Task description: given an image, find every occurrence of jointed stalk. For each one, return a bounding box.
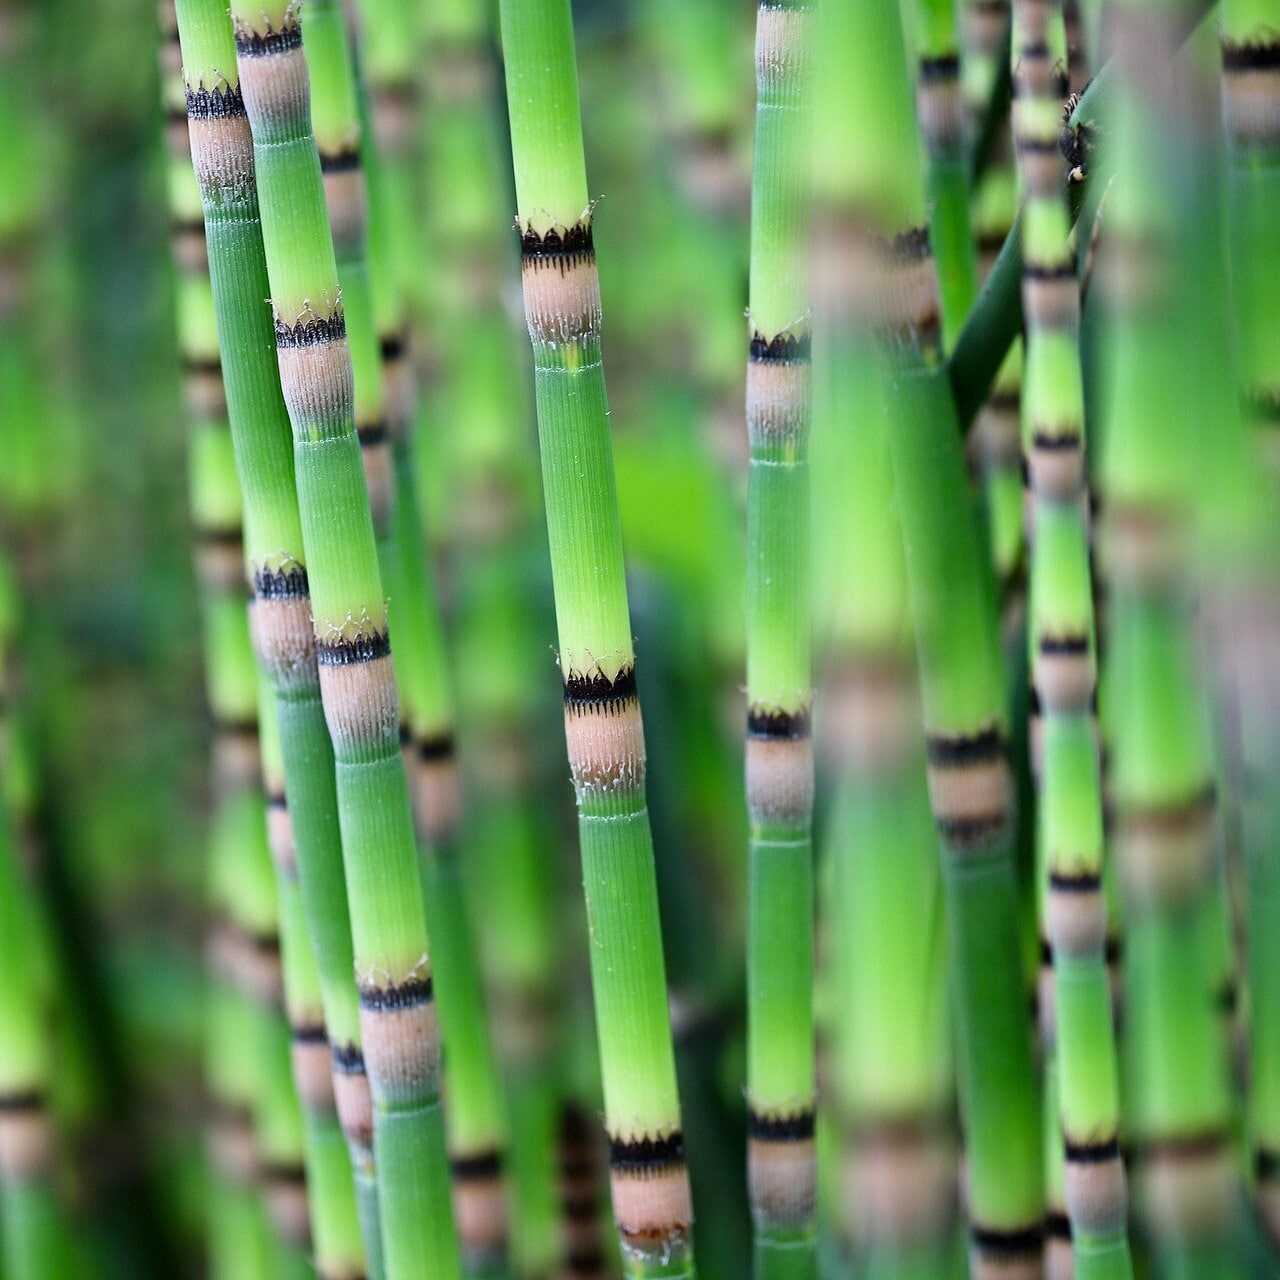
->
[497,0,695,1273]
[744,3,816,1274]
[218,3,460,1275]
[826,0,1045,1271]
[1007,0,1131,1271]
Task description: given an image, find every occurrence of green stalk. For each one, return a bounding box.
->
[218,3,460,1275]
[820,0,1044,1270]
[171,2,385,1271]
[1095,9,1242,1267]
[1008,0,1132,1270]
[914,0,978,346]
[497,0,695,1273]
[1219,0,1280,1241]
[744,4,816,1273]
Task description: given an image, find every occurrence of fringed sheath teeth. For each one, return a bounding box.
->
[845,1123,955,1243]
[924,725,1013,852]
[315,633,398,750]
[0,1089,52,1180]
[185,85,254,196]
[520,221,602,345]
[1141,1133,1234,1239]
[449,1149,509,1263]
[274,309,354,438]
[357,972,440,1100]
[1061,1135,1127,1233]
[1220,40,1280,146]
[330,1042,374,1147]
[746,705,814,825]
[746,1108,816,1228]
[969,1222,1046,1279]
[607,1132,693,1257]
[563,666,646,795]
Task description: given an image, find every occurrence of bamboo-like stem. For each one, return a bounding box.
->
[497,0,695,1273]
[744,3,816,1273]
[171,2,391,1272]
[820,0,1045,1272]
[1094,6,1242,1268]
[213,2,460,1275]
[1218,0,1280,1243]
[1007,0,1132,1270]
[914,0,979,347]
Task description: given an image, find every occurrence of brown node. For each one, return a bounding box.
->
[925,725,1013,853]
[819,655,916,776]
[265,798,298,879]
[371,81,418,157]
[1140,1133,1234,1241]
[170,218,209,276]
[1063,1136,1127,1233]
[520,221,602,345]
[262,1160,311,1249]
[1034,632,1094,714]
[1100,502,1185,591]
[845,1120,955,1244]
[208,1103,258,1184]
[745,734,814,826]
[1221,41,1280,146]
[412,741,463,844]
[1013,133,1067,197]
[919,68,968,152]
[747,1108,816,1228]
[275,317,354,434]
[1046,871,1108,955]
[331,1046,373,1148]
[358,427,394,534]
[358,974,441,1100]
[1028,429,1085,503]
[746,356,811,442]
[317,648,399,750]
[450,1149,509,1264]
[755,2,811,88]
[0,1091,52,1181]
[187,102,255,198]
[963,0,1010,60]
[252,591,317,693]
[1021,264,1080,331]
[195,530,248,598]
[609,1143,694,1259]
[1114,783,1216,908]
[290,1030,335,1112]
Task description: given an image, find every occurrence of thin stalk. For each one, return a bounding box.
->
[1008,0,1132,1270]
[497,0,695,1273]
[744,3,816,1274]
[171,2,385,1271]
[1095,7,1243,1268]
[819,0,1045,1271]
[220,3,460,1275]
[914,0,979,346]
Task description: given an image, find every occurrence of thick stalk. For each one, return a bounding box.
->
[818,0,1045,1271]
[497,0,695,1273]
[745,4,816,1273]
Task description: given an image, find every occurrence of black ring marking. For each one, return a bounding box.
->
[746,1108,816,1142]
[1049,869,1103,892]
[749,331,811,363]
[891,225,931,261]
[919,52,960,80]
[234,22,302,57]
[315,631,392,666]
[1257,1147,1280,1180]
[1045,1211,1073,1241]
[746,706,812,740]
[937,814,1009,847]
[275,312,346,348]
[319,147,361,174]
[254,566,310,600]
[380,332,406,362]
[357,420,389,446]
[331,1042,366,1074]
[971,1222,1045,1259]
[1064,1135,1121,1163]
[1024,262,1077,282]
[417,734,456,762]
[925,724,1005,766]
[565,1250,607,1274]
[1039,633,1090,655]
[1031,430,1082,451]
[450,1150,503,1181]
[196,526,243,550]
[561,1193,600,1220]
[608,1131,685,1173]
[182,354,222,377]
[0,1090,45,1113]
[358,975,434,1012]
[1222,39,1280,70]
[563,666,638,711]
[266,791,287,810]
[260,1160,308,1186]
[291,1023,328,1045]
[186,85,247,119]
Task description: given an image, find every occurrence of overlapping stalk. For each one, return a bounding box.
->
[1219,0,1280,1241]
[913,0,978,346]
[811,4,957,1256]
[834,0,1044,1273]
[497,0,695,1273]
[171,2,405,1274]
[1094,7,1240,1268]
[744,3,816,1273]
[212,3,459,1275]
[1007,0,1131,1272]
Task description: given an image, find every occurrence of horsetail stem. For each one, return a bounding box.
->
[1095,5,1241,1264]
[1007,0,1132,1268]
[171,0,389,1269]
[497,0,695,1271]
[825,0,1045,1269]
[744,2,816,1269]
[217,2,460,1274]
[914,0,979,346]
